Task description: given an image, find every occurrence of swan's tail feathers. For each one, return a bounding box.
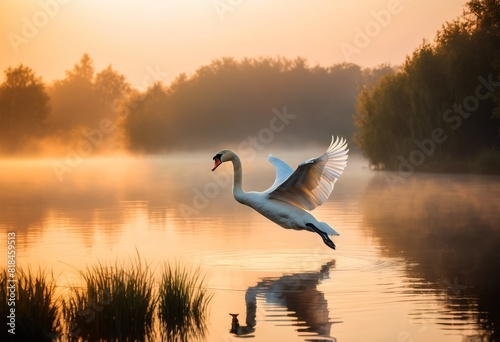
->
[318,222,340,236]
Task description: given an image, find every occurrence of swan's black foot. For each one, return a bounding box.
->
[306,223,336,250]
[322,237,336,250]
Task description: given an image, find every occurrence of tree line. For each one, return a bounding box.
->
[355,0,500,173]
[0,54,131,155]
[124,57,392,152]
[0,54,392,155]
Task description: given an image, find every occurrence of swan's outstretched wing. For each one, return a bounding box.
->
[265,154,294,193]
[267,136,348,210]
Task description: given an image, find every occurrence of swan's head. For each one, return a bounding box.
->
[212,150,235,171]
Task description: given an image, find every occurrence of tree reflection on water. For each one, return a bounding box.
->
[362,173,500,341]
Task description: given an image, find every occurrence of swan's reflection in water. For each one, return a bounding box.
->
[229,261,336,340]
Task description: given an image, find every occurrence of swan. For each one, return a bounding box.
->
[211,136,348,249]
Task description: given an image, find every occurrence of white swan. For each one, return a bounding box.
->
[211,136,348,250]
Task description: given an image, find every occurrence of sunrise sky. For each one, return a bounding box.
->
[1,0,466,89]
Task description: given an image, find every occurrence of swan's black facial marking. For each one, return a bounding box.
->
[212,153,223,171]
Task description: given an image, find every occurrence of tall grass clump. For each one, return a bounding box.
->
[63,256,156,342]
[1,269,10,341]
[0,268,61,341]
[158,263,213,342]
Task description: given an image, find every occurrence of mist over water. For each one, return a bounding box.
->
[0,154,498,341]
[362,173,500,341]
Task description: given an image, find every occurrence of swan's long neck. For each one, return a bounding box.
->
[230,154,247,204]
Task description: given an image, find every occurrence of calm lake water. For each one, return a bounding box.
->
[1,152,499,341]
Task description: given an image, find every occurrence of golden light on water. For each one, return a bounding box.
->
[1,155,497,340]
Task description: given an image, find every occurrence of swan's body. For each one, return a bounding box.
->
[212,136,348,249]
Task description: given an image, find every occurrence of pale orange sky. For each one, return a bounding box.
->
[1,0,466,89]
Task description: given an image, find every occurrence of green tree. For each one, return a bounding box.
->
[48,54,130,135]
[64,53,94,82]
[355,72,411,169]
[124,82,171,152]
[94,65,131,103]
[355,0,500,173]
[0,65,50,153]
[48,54,98,131]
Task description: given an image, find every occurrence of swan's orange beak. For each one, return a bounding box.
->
[212,156,222,171]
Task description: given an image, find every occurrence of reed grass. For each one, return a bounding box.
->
[0,267,61,341]
[1,257,212,342]
[157,263,213,342]
[1,268,11,342]
[63,256,156,342]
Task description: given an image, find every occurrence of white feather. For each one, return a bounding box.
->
[212,136,348,248]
